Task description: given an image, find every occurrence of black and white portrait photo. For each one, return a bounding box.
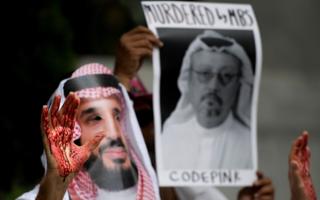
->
[160,29,255,170]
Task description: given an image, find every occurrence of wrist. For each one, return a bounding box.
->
[36,170,71,200]
[114,72,132,91]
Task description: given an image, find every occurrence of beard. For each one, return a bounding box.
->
[84,138,138,191]
[199,92,223,116]
[193,92,230,128]
[84,155,138,191]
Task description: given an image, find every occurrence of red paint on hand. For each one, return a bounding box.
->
[42,93,103,178]
[290,131,317,200]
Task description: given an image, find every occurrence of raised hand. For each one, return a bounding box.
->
[41,92,104,178]
[114,25,163,90]
[238,171,274,200]
[289,131,317,200]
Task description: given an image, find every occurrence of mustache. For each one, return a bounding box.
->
[200,92,223,106]
[99,138,126,155]
[84,138,126,170]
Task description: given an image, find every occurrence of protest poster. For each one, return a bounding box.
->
[142,1,262,186]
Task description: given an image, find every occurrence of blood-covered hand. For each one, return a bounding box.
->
[114,26,163,90]
[41,92,104,178]
[289,131,317,200]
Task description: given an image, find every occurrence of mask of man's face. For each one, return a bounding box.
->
[77,96,137,189]
[188,50,241,128]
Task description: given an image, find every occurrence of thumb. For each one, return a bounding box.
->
[290,161,303,184]
[290,160,299,172]
[84,134,104,152]
[256,170,264,179]
[41,105,51,154]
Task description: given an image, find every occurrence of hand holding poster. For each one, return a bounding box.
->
[141,1,262,186]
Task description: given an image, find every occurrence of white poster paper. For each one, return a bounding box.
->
[141,1,262,186]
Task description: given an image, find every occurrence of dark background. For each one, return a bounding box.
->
[3,0,138,199]
[158,28,255,125]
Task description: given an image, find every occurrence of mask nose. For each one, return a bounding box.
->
[102,118,122,140]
